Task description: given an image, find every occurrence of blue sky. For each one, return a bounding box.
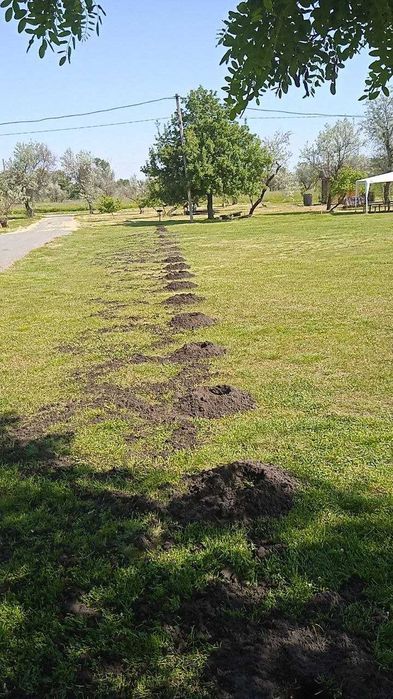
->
[0,0,371,177]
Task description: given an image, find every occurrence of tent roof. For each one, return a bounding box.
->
[356,171,393,185]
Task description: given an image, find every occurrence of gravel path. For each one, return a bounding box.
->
[0,215,78,272]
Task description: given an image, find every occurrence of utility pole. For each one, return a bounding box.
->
[175,94,193,223]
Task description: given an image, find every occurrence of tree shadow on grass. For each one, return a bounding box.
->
[118,218,193,228]
[1,411,392,697]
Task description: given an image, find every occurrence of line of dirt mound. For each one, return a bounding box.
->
[164,271,195,280]
[178,384,255,418]
[168,341,226,363]
[168,461,296,524]
[177,580,393,699]
[165,281,198,291]
[170,312,217,330]
[164,293,204,306]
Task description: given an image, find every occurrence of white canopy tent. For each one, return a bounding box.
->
[356,171,393,212]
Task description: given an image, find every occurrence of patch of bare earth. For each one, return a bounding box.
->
[164,293,205,306]
[168,341,226,363]
[168,461,296,524]
[165,280,198,291]
[170,312,216,330]
[165,271,195,280]
[177,580,393,699]
[177,384,255,418]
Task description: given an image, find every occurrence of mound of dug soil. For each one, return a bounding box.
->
[175,582,393,699]
[165,271,195,281]
[170,313,216,330]
[177,580,393,699]
[165,263,190,272]
[169,341,226,363]
[164,293,204,306]
[168,461,296,524]
[178,384,255,418]
[163,256,185,263]
[165,281,198,291]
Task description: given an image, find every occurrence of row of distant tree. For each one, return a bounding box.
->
[0,145,148,221]
[1,87,393,222]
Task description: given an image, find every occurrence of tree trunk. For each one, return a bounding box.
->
[326,191,333,210]
[248,163,282,217]
[87,200,94,214]
[25,199,34,217]
[248,187,268,216]
[384,182,390,204]
[207,191,214,220]
[321,177,330,205]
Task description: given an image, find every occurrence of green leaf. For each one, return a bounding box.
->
[38,39,47,58]
[4,6,13,21]
[59,55,67,66]
[0,0,12,7]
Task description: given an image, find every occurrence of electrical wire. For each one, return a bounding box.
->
[0,97,175,127]
[246,107,363,118]
[247,115,345,120]
[0,117,170,138]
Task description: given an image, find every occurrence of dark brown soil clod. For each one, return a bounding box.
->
[168,461,296,524]
[165,281,198,291]
[170,313,216,330]
[164,293,204,306]
[178,384,255,418]
[169,341,226,363]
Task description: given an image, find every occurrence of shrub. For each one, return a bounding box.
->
[97,195,122,214]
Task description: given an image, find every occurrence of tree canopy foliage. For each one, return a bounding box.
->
[4,142,55,216]
[219,0,393,114]
[1,0,105,64]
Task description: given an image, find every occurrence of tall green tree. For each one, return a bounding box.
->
[143,87,270,220]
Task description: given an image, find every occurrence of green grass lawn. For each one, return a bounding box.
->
[0,212,392,697]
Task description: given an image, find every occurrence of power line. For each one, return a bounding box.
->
[247,115,341,120]
[0,117,170,138]
[246,107,363,118]
[0,96,175,128]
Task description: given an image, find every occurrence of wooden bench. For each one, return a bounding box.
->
[368,201,392,213]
